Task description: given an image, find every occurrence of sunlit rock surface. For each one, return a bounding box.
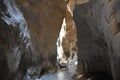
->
[57,0,77,68]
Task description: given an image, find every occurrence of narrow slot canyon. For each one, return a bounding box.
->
[0,0,120,80]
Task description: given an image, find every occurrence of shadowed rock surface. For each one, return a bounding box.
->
[73,0,120,80]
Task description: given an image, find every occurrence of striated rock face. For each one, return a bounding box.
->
[0,0,68,80]
[73,0,120,80]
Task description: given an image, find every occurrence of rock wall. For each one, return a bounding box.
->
[0,0,68,80]
[0,0,32,79]
[73,0,120,80]
[17,0,68,71]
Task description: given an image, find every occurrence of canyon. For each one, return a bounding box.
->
[0,0,120,80]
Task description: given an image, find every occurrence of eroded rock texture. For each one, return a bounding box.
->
[0,0,67,80]
[73,0,120,80]
[1,0,120,80]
